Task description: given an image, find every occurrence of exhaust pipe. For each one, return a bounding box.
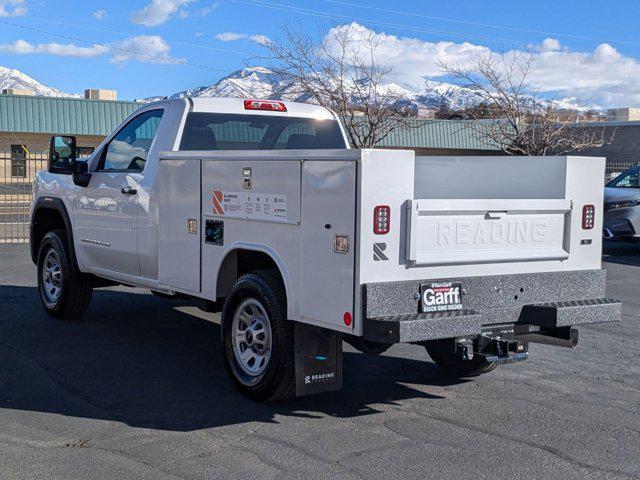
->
[515,326,579,348]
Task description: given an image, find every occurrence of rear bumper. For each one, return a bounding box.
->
[362,270,621,343]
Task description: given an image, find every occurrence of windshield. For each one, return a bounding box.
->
[607,166,640,188]
[179,112,347,150]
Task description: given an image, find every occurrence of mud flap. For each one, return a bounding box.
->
[294,323,343,397]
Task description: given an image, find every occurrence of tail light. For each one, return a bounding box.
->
[374,205,390,234]
[582,204,595,230]
[244,99,287,111]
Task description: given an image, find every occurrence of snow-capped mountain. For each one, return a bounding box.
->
[0,64,598,113]
[0,66,78,98]
[153,66,596,113]
[157,66,486,111]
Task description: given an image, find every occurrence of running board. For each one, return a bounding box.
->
[519,298,621,328]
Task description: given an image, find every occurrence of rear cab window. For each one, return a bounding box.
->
[179,113,347,150]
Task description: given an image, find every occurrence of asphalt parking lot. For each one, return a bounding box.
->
[0,243,639,480]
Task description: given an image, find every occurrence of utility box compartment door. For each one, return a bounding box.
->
[407,198,571,266]
[300,161,356,331]
[158,159,201,293]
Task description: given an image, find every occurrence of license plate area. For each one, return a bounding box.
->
[420,282,463,313]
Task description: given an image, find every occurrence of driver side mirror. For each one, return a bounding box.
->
[48,135,77,174]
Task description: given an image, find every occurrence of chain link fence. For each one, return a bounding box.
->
[0,152,47,243]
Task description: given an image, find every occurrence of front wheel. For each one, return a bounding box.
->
[221,270,295,402]
[37,230,93,319]
[424,339,497,377]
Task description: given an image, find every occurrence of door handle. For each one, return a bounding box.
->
[121,186,137,195]
[485,211,507,220]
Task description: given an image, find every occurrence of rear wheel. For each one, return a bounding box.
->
[344,336,392,355]
[424,339,497,377]
[37,230,93,319]
[221,270,295,402]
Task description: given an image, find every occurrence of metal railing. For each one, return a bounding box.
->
[0,152,47,243]
[605,160,637,182]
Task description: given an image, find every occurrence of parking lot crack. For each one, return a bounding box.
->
[412,411,640,480]
[0,436,193,480]
[252,433,366,479]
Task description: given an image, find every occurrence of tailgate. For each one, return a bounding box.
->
[406,198,571,266]
[354,152,605,337]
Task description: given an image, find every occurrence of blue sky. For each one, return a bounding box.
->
[1,0,640,106]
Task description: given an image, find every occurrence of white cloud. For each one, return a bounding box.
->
[0,39,108,57]
[324,23,640,108]
[539,37,561,52]
[249,34,271,46]
[130,0,193,27]
[198,2,218,16]
[93,9,107,20]
[0,0,26,17]
[0,34,185,66]
[111,35,182,64]
[216,32,246,42]
[325,23,488,88]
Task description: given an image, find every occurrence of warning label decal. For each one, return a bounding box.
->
[213,190,288,221]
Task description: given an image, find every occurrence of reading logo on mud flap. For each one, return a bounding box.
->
[304,373,336,384]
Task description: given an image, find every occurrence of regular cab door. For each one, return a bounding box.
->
[74,109,164,276]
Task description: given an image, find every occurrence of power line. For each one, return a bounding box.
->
[0,19,230,72]
[230,0,640,57]
[322,0,640,47]
[22,15,249,56]
[228,0,538,47]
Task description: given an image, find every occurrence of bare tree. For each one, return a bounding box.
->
[440,52,614,155]
[253,23,417,148]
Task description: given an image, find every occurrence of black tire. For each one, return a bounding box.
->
[344,335,392,355]
[37,229,93,320]
[221,270,295,402]
[151,290,177,300]
[424,339,497,377]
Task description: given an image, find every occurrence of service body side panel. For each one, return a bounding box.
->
[158,158,202,293]
[158,150,360,334]
[300,160,356,332]
[199,158,303,318]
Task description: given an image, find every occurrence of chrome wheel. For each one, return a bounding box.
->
[42,248,63,306]
[231,298,272,378]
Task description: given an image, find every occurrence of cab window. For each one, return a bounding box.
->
[179,113,346,150]
[100,110,164,171]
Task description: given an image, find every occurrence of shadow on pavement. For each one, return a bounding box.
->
[603,240,640,267]
[0,284,459,432]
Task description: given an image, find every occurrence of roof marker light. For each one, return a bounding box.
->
[244,99,287,112]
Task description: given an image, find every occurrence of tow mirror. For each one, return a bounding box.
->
[48,135,77,174]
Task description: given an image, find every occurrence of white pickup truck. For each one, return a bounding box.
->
[30,97,620,401]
